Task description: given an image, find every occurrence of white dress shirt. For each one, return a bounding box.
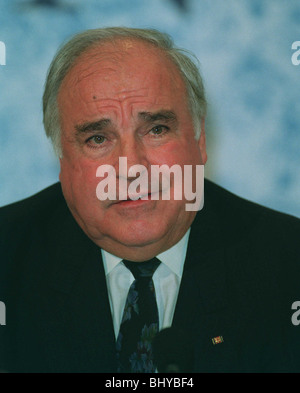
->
[102,229,190,340]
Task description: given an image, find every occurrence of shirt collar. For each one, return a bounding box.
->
[101,228,190,279]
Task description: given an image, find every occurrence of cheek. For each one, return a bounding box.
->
[153,139,200,166]
[60,158,100,200]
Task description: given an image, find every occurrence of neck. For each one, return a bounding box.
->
[94,228,191,262]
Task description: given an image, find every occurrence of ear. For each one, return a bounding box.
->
[198,118,207,165]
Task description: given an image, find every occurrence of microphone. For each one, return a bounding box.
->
[153,327,194,373]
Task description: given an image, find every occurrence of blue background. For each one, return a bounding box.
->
[0,0,299,217]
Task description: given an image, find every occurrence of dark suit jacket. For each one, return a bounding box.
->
[0,179,299,372]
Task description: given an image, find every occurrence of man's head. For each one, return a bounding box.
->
[43,27,207,157]
[43,27,207,260]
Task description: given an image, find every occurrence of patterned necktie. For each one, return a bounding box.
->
[116,257,161,373]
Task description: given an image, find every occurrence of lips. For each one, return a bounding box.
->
[128,193,150,201]
[110,191,160,206]
[119,192,150,203]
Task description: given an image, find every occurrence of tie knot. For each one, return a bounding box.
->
[123,257,161,279]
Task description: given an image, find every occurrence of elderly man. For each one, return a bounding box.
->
[0,27,299,373]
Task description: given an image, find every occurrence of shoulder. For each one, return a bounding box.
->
[0,183,67,273]
[0,183,60,294]
[0,183,65,234]
[204,178,300,237]
[201,179,300,294]
[0,182,64,221]
[202,178,300,304]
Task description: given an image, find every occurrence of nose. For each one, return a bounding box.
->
[116,136,149,179]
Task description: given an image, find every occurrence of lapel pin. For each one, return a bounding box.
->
[212,336,224,345]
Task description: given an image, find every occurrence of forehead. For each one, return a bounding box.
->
[58,39,187,107]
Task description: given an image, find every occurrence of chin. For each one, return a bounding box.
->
[113,226,165,248]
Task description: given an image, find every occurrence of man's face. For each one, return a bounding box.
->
[58,39,207,260]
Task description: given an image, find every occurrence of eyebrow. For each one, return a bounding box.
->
[138,110,177,123]
[75,119,111,134]
[74,110,177,135]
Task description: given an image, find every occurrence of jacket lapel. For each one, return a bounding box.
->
[172,191,241,372]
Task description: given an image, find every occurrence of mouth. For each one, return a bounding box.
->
[128,192,150,201]
[118,193,150,204]
[111,191,159,208]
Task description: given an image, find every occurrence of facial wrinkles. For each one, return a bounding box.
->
[71,46,143,92]
[73,47,126,81]
[64,79,177,142]
[57,46,202,257]
[67,41,180,97]
[59,41,193,165]
[62,78,134,133]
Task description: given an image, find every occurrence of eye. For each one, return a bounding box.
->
[92,135,106,144]
[86,135,106,146]
[149,125,168,136]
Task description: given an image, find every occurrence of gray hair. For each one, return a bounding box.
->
[43,27,207,157]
